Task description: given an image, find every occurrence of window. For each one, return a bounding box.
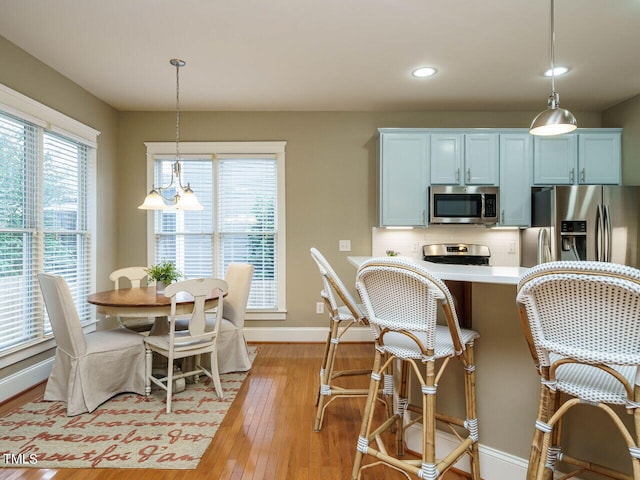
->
[0,84,98,362]
[145,142,286,319]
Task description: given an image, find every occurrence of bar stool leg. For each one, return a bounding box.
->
[464,344,481,480]
[351,348,384,480]
[314,318,340,431]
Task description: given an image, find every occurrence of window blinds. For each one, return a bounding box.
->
[153,155,278,310]
[0,112,92,353]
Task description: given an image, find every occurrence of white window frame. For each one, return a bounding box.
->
[0,83,99,368]
[144,141,287,320]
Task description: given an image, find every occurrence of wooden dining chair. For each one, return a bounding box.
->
[38,273,147,416]
[109,266,154,332]
[143,278,228,413]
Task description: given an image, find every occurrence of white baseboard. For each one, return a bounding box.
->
[405,422,529,480]
[0,357,54,403]
[244,325,374,343]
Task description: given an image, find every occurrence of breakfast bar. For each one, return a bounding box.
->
[347,255,630,479]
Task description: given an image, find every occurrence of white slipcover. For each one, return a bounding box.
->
[214,263,254,373]
[38,273,146,416]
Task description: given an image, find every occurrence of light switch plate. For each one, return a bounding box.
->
[339,240,351,252]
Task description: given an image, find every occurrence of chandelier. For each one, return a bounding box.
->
[139,59,203,211]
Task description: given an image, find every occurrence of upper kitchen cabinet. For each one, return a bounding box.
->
[499,134,532,227]
[578,132,621,185]
[430,133,498,186]
[379,131,430,227]
[532,129,621,185]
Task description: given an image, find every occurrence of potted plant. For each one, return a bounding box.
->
[145,260,184,294]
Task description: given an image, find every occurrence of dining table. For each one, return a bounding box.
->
[87,285,224,335]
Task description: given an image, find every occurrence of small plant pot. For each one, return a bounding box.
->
[155,281,167,295]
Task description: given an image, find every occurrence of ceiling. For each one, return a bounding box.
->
[0,0,639,113]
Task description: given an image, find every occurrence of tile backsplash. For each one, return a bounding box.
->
[372,226,521,267]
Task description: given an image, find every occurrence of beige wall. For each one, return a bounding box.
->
[117,110,604,330]
[603,94,640,185]
[0,36,119,378]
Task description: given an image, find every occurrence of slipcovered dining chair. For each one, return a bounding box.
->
[216,263,254,374]
[517,261,640,480]
[38,273,147,416]
[352,257,481,480]
[310,247,387,432]
[109,266,153,332]
[144,277,228,413]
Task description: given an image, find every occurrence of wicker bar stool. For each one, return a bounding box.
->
[352,257,481,480]
[517,261,640,480]
[310,247,391,432]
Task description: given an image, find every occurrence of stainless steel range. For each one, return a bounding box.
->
[422,243,491,266]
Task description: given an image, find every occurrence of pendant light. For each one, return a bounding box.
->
[139,59,203,210]
[530,0,577,136]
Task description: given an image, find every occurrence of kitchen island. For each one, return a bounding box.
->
[347,256,631,480]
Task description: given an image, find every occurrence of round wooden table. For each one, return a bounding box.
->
[87,286,224,335]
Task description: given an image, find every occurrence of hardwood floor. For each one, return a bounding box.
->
[0,343,469,480]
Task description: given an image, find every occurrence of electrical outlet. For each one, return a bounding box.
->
[412,241,420,253]
[339,240,351,252]
[507,240,516,254]
[316,302,324,314]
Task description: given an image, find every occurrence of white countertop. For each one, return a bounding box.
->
[347,256,530,285]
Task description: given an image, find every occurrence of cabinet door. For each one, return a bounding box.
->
[430,134,463,185]
[465,134,498,185]
[379,133,430,226]
[499,134,532,226]
[533,135,577,185]
[578,133,621,185]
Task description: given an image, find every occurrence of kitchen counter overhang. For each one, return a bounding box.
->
[347,256,529,285]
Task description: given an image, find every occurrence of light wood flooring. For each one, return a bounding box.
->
[0,343,469,480]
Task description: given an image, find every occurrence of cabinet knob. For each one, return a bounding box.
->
[501,210,505,223]
[570,168,575,183]
[580,168,585,183]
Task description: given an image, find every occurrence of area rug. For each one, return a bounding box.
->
[0,346,257,469]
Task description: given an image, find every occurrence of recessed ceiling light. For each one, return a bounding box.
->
[411,67,438,78]
[543,66,570,77]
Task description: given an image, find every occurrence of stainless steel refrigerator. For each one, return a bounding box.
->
[521,185,640,268]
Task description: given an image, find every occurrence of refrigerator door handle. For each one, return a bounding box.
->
[537,228,551,264]
[596,205,604,262]
[604,204,612,263]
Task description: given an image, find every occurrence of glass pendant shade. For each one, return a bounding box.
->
[139,189,168,210]
[175,186,203,210]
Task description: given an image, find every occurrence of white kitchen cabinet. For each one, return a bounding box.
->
[533,130,621,185]
[499,134,532,227]
[578,133,621,184]
[430,134,463,185]
[430,133,498,185]
[379,132,430,226]
[533,135,577,185]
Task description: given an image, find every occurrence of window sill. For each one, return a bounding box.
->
[246,310,287,321]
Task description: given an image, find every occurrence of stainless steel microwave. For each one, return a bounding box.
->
[430,186,499,225]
